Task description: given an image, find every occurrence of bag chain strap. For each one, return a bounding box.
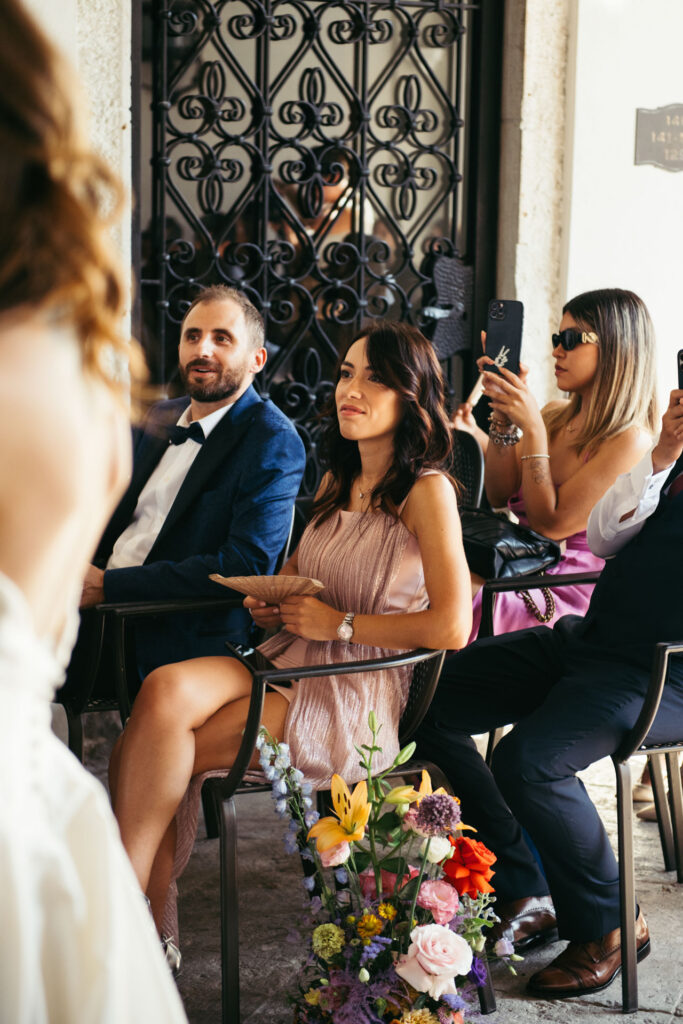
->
[517,575,556,624]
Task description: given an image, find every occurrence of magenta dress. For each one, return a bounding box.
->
[469,491,604,641]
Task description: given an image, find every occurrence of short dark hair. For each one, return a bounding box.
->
[181,286,264,350]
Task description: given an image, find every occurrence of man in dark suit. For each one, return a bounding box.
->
[416,388,683,999]
[60,285,305,708]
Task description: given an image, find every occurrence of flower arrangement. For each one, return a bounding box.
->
[257,712,512,1024]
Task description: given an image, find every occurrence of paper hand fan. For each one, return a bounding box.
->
[209,574,324,603]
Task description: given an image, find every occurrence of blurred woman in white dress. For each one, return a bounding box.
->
[0,1,187,1020]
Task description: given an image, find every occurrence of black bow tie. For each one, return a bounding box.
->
[168,421,205,446]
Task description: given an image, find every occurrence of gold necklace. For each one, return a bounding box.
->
[358,477,379,499]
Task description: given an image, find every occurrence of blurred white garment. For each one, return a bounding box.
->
[0,561,188,1024]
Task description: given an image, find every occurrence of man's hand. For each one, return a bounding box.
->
[652,389,683,474]
[80,564,105,607]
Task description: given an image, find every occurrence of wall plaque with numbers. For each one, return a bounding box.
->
[635,104,683,171]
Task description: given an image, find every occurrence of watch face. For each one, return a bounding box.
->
[338,622,353,641]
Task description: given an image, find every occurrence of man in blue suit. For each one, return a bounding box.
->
[61,285,305,707]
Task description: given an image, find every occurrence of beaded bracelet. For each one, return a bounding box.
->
[485,413,524,446]
[521,453,550,461]
[489,420,522,446]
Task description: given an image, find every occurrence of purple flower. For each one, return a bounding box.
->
[441,992,467,1011]
[283,831,299,854]
[302,876,316,892]
[469,955,488,987]
[414,793,462,836]
[359,935,392,964]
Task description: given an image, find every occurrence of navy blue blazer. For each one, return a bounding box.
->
[96,385,305,674]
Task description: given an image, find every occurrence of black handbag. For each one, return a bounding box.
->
[459,506,562,580]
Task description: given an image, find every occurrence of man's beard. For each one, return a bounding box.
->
[178,358,246,403]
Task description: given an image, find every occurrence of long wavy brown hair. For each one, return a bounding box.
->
[0,0,136,395]
[313,321,454,525]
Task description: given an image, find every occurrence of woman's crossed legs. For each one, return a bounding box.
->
[109,655,288,929]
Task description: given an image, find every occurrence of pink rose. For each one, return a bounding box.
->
[358,865,419,900]
[416,879,460,925]
[319,841,350,867]
[394,923,473,999]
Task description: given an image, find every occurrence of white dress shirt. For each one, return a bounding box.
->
[107,403,232,570]
[586,445,676,558]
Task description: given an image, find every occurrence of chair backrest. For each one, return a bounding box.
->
[280,495,315,565]
[398,650,446,745]
[450,429,484,508]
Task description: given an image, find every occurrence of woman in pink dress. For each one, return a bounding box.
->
[466,288,657,639]
[110,322,473,938]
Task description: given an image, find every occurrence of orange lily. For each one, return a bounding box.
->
[308,775,371,852]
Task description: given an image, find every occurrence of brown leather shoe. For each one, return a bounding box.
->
[527,911,650,999]
[487,895,559,952]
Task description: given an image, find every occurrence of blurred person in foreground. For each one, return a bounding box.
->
[0,1,187,1019]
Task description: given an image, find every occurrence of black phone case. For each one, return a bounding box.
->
[485,300,524,376]
[678,349,683,390]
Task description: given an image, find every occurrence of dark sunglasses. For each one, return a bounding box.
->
[552,328,599,351]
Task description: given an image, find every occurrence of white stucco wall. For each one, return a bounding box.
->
[498,0,572,407]
[563,0,683,412]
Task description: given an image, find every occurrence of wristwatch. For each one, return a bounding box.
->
[336,611,355,643]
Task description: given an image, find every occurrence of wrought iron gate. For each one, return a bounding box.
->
[133,0,502,492]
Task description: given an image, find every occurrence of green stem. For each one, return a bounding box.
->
[405,837,430,952]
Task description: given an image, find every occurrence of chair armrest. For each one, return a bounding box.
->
[482,570,602,595]
[211,647,443,803]
[613,641,683,762]
[479,570,602,638]
[95,595,243,619]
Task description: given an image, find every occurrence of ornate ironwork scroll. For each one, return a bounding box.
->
[138,0,498,493]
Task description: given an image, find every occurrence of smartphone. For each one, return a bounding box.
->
[485,299,524,377]
[678,349,683,390]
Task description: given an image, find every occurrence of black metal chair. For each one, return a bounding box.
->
[479,571,683,1012]
[56,504,299,760]
[451,428,485,508]
[56,594,243,760]
[200,646,497,1023]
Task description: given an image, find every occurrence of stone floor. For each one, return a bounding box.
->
[74,711,683,1024]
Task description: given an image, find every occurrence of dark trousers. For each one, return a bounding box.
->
[415,619,683,941]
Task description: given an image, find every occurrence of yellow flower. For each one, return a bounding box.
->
[304,989,320,1006]
[378,902,397,921]
[416,769,449,802]
[308,775,371,852]
[401,1010,440,1024]
[311,923,345,961]
[385,784,421,804]
[356,912,384,941]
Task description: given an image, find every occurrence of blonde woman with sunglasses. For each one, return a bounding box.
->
[468,288,657,639]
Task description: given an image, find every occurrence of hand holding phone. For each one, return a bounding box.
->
[466,300,524,407]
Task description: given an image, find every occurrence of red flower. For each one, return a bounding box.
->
[443,836,496,897]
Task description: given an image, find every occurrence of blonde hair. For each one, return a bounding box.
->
[0,0,139,395]
[544,288,658,456]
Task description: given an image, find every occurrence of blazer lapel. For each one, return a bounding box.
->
[146,387,261,558]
